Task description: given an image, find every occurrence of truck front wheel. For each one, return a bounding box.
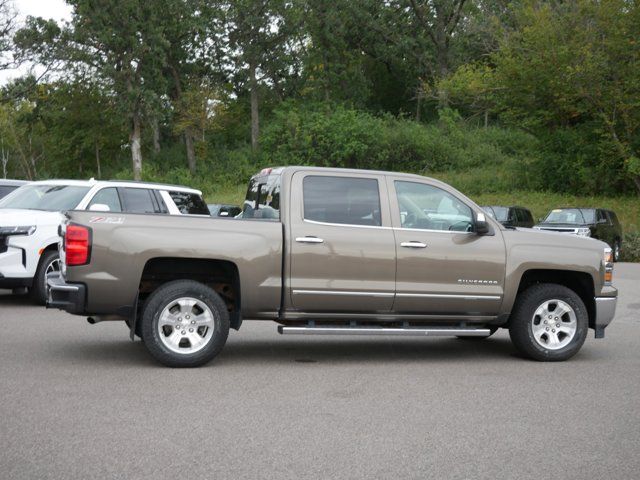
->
[509,283,588,361]
[141,280,230,367]
[31,250,60,305]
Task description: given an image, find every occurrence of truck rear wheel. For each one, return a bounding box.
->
[509,283,588,361]
[141,280,230,367]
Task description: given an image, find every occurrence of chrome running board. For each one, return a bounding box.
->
[277,325,491,337]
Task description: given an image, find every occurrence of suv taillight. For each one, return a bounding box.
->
[66,225,91,266]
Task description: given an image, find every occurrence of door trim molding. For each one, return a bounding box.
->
[292,289,395,298]
[396,293,502,300]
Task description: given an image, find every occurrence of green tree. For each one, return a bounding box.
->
[224,0,299,151]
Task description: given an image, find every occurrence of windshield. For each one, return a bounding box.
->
[0,185,90,211]
[484,206,508,222]
[543,208,594,224]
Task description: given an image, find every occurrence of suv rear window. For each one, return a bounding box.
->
[303,176,381,226]
[169,191,209,215]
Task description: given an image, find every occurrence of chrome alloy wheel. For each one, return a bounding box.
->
[531,299,577,350]
[157,297,215,354]
[44,257,61,291]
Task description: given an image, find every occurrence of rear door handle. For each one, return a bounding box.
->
[296,236,324,244]
[400,241,427,248]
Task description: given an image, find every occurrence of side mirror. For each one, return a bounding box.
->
[475,212,491,235]
[89,203,110,212]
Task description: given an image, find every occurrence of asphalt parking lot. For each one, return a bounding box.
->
[1,264,639,480]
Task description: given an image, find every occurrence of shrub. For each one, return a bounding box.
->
[620,231,640,262]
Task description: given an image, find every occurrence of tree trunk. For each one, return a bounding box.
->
[484,110,489,129]
[95,141,101,179]
[249,60,260,152]
[130,111,143,181]
[633,175,640,196]
[152,118,161,153]
[436,45,450,109]
[185,131,196,174]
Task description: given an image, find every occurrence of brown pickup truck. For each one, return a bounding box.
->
[47,167,617,367]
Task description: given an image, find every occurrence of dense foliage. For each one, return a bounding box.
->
[0,0,638,210]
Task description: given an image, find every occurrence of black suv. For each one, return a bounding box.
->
[482,205,535,228]
[534,208,623,261]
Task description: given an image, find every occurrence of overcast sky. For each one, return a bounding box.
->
[1,0,73,84]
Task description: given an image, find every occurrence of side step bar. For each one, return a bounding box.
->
[277,325,491,337]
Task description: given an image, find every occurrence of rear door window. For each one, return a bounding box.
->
[303,176,381,226]
[169,191,209,215]
[597,209,609,224]
[87,187,122,212]
[120,188,159,214]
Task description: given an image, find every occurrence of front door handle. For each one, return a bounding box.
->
[400,241,427,248]
[296,236,324,244]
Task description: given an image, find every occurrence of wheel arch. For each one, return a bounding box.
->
[137,257,242,330]
[515,269,596,328]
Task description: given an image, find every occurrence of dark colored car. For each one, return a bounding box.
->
[482,205,535,228]
[534,208,623,261]
[0,179,28,200]
[208,204,242,217]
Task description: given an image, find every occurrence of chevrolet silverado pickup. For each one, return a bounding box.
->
[47,167,618,367]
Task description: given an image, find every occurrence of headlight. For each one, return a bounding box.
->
[604,247,613,285]
[576,227,591,237]
[0,225,37,236]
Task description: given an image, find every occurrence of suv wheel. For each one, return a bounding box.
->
[31,250,60,305]
[509,283,588,361]
[141,280,230,367]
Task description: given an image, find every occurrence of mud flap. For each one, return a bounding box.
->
[129,293,139,341]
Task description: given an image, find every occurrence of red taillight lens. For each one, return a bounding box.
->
[65,225,91,266]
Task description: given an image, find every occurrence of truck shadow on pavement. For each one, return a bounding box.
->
[47,334,609,367]
[49,336,529,367]
[217,336,524,366]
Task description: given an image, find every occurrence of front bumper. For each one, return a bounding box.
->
[46,272,86,315]
[593,295,617,338]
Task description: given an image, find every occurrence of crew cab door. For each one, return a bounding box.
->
[288,171,396,312]
[388,177,506,315]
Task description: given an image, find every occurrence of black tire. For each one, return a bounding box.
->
[141,280,229,367]
[509,283,588,361]
[456,327,498,340]
[31,250,60,305]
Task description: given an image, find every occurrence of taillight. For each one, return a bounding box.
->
[66,225,91,266]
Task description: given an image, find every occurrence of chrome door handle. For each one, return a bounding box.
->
[296,236,324,244]
[400,241,427,248]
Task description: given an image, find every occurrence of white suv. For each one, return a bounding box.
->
[0,179,209,303]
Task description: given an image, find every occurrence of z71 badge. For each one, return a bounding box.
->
[89,216,124,224]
